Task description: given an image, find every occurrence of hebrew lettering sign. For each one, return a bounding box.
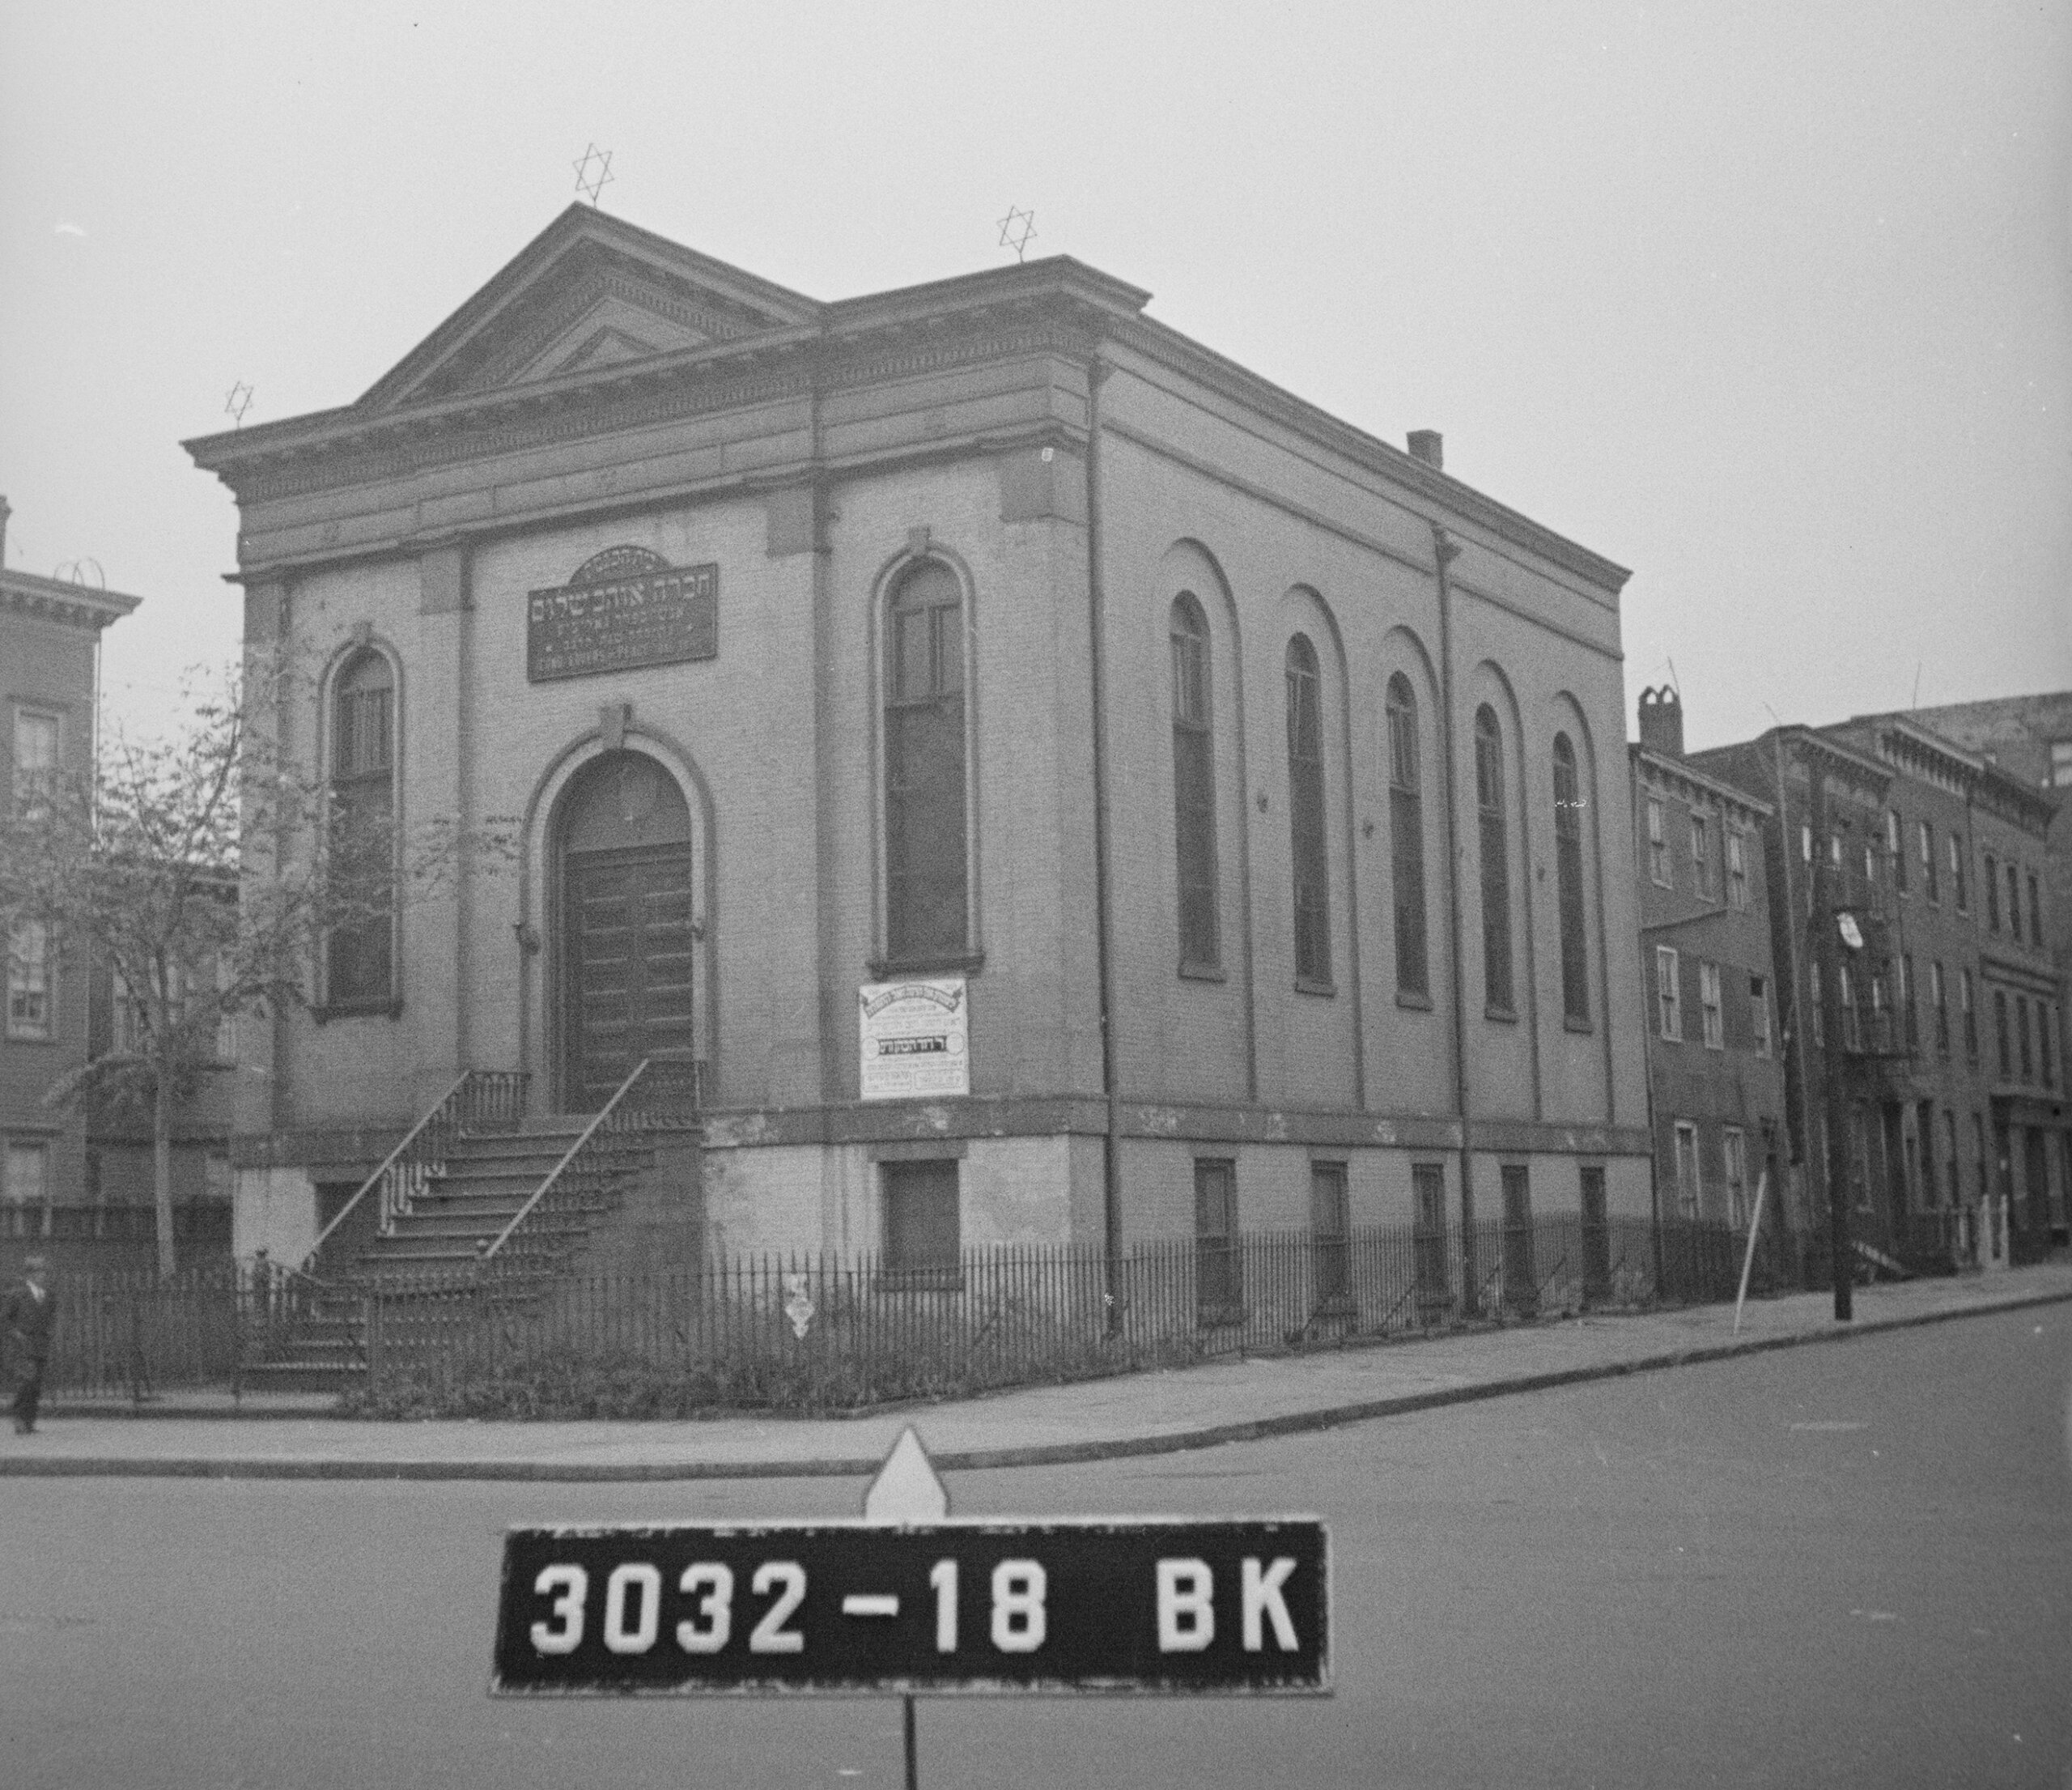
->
[528,548,718,682]
[858,977,969,1101]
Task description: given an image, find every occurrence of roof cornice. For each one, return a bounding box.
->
[1,568,143,628]
[1109,313,1631,593]
[180,214,1627,595]
[1630,742,1774,820]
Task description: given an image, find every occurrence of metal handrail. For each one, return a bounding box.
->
[482,1058,652,1262]
[305,1070,473,1270]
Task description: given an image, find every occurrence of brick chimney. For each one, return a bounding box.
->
[1406,431,1443,471]
[1637,686,1684,758]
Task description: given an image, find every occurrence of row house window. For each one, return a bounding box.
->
[1931,959,1950,1053]
[2027,871,2044,947]
[1656,946,1682,1041]
[1918,819,1938,903]
[2,1139,49,1210]
[1750,973,1772,1057]
[1690,813,1715,901]
[2016,996,2033,1082]
[1839,964,1859,1052]
[1961,968,1978,1060]
[1985,854,2000,930]
[2006,862,2022,945]
[1674,1120,1700,1218]
[1995,990,2011,1078]
[1725,829,1750,909]
[1949,834,1968,911]
[1900,954,1917,1050]
[1700,961,1725,1050]
[1887,810,1905,893]
[6,919,51,1040]
[1649,797,1672,886]
[2042,1006,2057,1090]
[11,708,59,814]
[1944,1110,1960,1207]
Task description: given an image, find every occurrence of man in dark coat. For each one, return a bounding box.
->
[4,1254,57,1434]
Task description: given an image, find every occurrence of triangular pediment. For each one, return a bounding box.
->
[359,205,821,412]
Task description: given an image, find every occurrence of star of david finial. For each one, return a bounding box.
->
[996,205,1037,263]
[573,142,616,206]
[225,381,255,427]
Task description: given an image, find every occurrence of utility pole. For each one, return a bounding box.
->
[1807,748,1854,1321]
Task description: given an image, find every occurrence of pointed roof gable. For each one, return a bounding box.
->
[356,205,822,412]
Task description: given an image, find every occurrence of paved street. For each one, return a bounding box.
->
[3,1301,2067,1788]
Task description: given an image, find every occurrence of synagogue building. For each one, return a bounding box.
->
[185,206,1652,1276]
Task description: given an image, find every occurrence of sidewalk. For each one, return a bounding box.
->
[9,1264,2070,1482]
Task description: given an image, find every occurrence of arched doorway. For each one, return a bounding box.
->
[556,750,697,1112]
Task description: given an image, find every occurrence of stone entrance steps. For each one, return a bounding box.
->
[241,1117,668,1392]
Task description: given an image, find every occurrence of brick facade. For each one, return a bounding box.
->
[186,206,1653,1269]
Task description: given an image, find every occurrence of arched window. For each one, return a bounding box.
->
[326,649,396,1006]
[1552,733,1589,1023]
[1475,704,1514,1014]
[1385,674,1428,997]
[884,561,968,963]
[1170,595,1220,971]
[1285,635,1331,986]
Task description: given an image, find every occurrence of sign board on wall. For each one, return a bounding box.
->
[527,553,719,682]
[859,978,968,1102]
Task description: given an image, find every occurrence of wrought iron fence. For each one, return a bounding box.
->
[30,1269,247,1401]
[29,1214,1798,1409]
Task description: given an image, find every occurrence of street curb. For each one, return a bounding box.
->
[6,1286,2068,1483]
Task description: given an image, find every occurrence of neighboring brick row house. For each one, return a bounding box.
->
[2,500,236,1275]
[1693,708,2066,1273]
[183,205,1655,1284]
[1628,691,1790,1248]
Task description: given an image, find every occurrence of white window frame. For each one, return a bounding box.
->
[1647,797,1671,887]
[6,919,53,1040]
[1723,1125,1749,1230]
[1689,812,1714,900]
[1750,974,1772,1057]
[1673,1120,1700,1219]
[1656,946,1683,1041]
[1700,960,1724,1050]
[2,1138,50,1207]
[10,704,62,814]
[1725,830,1749,909]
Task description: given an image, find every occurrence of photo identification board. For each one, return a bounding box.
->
[491,1516,1329,1696]
[858,977,969,1102]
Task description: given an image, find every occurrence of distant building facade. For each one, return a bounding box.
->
[1628,691,1790,1249]
[1696,709,2066,1272]
[3,503,155,1270]
[184,207,1655,1283]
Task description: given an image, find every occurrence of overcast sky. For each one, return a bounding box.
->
[3,0,2067,753]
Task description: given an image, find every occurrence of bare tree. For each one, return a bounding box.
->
[1,657,500,1278]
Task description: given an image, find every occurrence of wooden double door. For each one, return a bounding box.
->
[563,844,697,1112]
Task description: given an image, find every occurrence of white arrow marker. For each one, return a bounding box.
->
[863,1427,950,1523]
[842,1595,901,1618]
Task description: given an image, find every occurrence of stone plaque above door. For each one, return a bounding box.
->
[527,544,718,682]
